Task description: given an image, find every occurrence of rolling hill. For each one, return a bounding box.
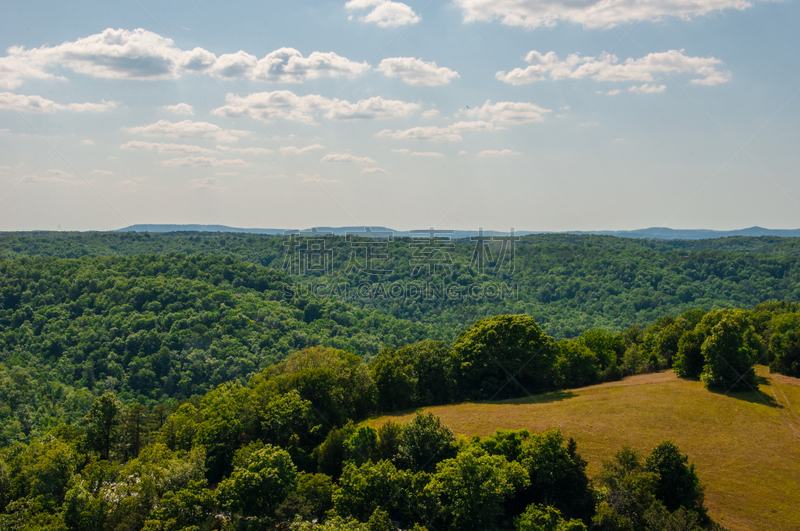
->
[366,368,800,531]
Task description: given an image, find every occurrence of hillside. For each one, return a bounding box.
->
[3,232,800,337]
[0,255,432,444]
[367,368,800,531]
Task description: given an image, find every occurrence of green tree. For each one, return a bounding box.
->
[700,311,760,391]
[515,504,587,531]
[673,330,705,379]
[593,447,661,531]
[514,430,592,521]
[645,441,705,517]
[428,448,529,531]
[555,340,600,388]
[278,472,334,523]
[84,392,123,461]
[217,444,297,519]
[768,313,800,377]
[397,413,457,473]
[332,459,411,522]
[451,315,559,400]
[375,421,403,462]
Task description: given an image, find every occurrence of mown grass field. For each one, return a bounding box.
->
[366,368,800,531]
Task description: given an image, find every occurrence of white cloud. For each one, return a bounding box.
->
[210,51,258,79]
[281,144,325,155]
[321,153,376,163]
[346,0,421,27]
[216,145,274,154]
[188,177,224,190]
[422,109,440,118]
[477,149,520,157]
[297,173,340,184]
[91,169,114,175]
[391,148,445,157]
[579,121,600,127]
[27,169,87,185]
[458,150,468,155]
[326,96,419,120]
[117,178,144,188]
[629,83,667,93]
[463,100,550,124]
[0,92,117,113]
[120,140,216,154]
[453,0,759,29]
[81,139,96,146]
[497,49,731,87]
[377,121,496,142]
[162,103,194,115]
[212,91,418,124]
[361,167,388,174]
[606,89,622,96]
[124,120,249,143]
[161,156,249,167]
[253,48,369,83]
[377,57,459,86]
[0,28,370,88]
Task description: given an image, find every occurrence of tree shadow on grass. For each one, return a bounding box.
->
[488,390,579,406]
[368,391,579,421]
[706,375,780,408]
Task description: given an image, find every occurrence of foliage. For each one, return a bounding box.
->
[700,310,761,391]
[217,444,297,519]
[514,504,588,531]
[396,412,457,473]
[427,447,529,530]
[451,315,559,400]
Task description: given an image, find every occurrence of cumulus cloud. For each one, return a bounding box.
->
[477,149,520,157]
[28,169,86,185]
[361,167,388,174]
[453,0,759,29]
[422,109,440,118]
[281,144,325,155]
[81,139,96,146]
[124,120,249,143]
[345,0,421,27]
[462,100,550,124]
[188,177,224,190]
[496,49,731,87]
[216,145,274,154]
[297,173,340,184]
[161,156,249,167]
[91,169,114,175]
[391,148,445,157]
[0,92,117,113]
[377,57,459,86]
[321,153,376,163]
[0,28,370,89]
[253,48,369,83]
[377,121,496,142]
[120,140,215,154]
[212,91,418,124]
[629,83,667,93]
[162,103,194,115]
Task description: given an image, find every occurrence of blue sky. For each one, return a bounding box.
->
[0,0,798,231]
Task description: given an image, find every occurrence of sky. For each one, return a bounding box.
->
[0,0,798,232]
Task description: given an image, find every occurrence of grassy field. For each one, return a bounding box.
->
[366,368,800,531]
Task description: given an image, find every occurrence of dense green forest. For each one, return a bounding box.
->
[2,232,800,529]
[2,231,800,336]
[4,313,748,530]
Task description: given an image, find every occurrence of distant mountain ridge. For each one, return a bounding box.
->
[117,224,800,240]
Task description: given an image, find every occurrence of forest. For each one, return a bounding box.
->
[1,233,800,529]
